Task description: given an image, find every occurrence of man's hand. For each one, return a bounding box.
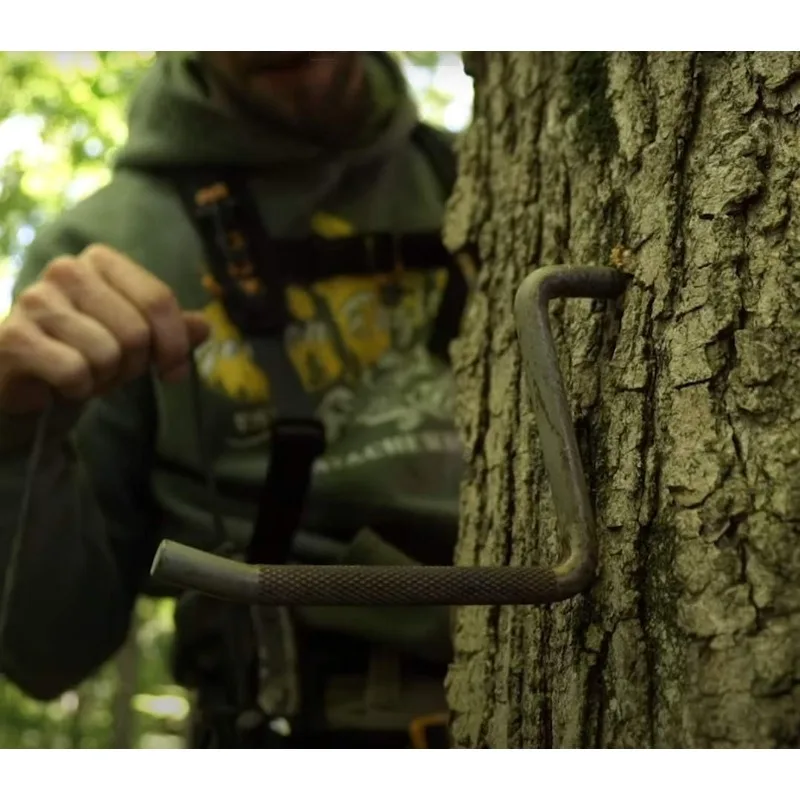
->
[0,244,210,415]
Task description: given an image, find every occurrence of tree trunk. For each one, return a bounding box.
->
[444,51,800,749]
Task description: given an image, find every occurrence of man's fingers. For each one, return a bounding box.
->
[160,313,211,383]
[18,281,124,388]
[81,245,192,377]
[6,246,212,414]
[58,263,153,383]
[184,312,211,348]
[0,317,94,402]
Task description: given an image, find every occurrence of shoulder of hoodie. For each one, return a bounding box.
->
[411,122,459,180]
[415,121,458,150]
[16,167,197,296]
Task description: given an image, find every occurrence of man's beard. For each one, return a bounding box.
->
[206,53,371,148]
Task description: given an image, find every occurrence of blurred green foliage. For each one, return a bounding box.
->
[0,52,153,272]
[0,51,471,748]
[0,600,187,748]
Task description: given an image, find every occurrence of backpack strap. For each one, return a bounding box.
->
[411,123,478,362]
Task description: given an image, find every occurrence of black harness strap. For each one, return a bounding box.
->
[171,170,325,566]
[409,124,477,362]
[246,340,324,565]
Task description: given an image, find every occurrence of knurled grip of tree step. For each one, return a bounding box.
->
[256,564,560,606]
[151,540,570,606]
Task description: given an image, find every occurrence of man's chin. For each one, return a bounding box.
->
[246,54,347,94]
[208,52,369,146]
[242,52,315,72]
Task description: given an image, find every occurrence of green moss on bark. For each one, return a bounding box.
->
[569,52,619,158]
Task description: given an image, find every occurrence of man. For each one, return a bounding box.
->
[0,52,468,748]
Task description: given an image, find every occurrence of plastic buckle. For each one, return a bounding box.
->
[408,712,449,748]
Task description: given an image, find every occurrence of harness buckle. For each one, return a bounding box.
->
[408,712,449,748]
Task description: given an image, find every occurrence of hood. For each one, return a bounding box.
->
[114,52,419,173]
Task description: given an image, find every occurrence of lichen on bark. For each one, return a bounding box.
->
[444,51,800,748]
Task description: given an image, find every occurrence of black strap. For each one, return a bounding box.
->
[176,169,288,336]
[410,123,476,362]
[169,169,325,566]
[246,338,324,565]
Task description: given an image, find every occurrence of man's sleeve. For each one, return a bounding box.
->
[0,226,160,701]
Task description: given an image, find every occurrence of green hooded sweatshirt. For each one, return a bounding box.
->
[0,52,456,704]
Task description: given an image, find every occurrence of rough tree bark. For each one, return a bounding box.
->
[443,52,800,748]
